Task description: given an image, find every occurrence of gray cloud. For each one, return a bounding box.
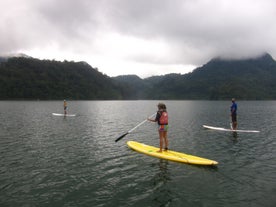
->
[1,0,276,77]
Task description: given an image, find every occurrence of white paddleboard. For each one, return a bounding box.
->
[52,113,76,117]
[203,125,260,133]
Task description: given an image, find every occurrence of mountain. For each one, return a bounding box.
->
[0,57,122,100]
[113,75,148,99]
[139,53,276,100]
[183,53,276,99]
[1,53,276,100]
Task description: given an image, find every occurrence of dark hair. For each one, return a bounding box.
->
[158,103,167,110]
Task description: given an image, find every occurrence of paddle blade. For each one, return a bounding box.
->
[115,132,129,142]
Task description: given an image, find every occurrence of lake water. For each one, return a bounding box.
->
[0,100,275,207]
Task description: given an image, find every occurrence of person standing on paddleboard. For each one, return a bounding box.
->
[63,100,67,115]
[230,98,237,130]
[148,103,169,153]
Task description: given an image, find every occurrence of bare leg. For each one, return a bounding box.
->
[233,122,237,130]
[164,131,168,150]
[158,131,163,152]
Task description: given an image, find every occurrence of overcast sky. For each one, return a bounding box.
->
[1,0,276,78]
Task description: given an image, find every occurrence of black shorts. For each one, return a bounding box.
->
[231,114,237,122]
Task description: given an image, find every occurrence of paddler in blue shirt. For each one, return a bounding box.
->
[230,98,237,130]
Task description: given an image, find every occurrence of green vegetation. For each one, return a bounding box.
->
[0,57,121,100]
[1,53,276,100]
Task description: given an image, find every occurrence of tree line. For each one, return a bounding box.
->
[1,53,276,100]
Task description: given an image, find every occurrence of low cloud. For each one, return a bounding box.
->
[1,0,276,77]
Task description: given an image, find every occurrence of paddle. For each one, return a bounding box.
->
[115,113,156,142]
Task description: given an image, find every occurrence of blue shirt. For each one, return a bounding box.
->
[231,102,237,114]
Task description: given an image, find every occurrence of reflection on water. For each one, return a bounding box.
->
[151,160,172,207]
[231,132,238,141]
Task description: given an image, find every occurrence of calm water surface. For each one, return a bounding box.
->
[0,101,275,207]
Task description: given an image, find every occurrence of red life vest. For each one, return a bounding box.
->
[159,111,168,125]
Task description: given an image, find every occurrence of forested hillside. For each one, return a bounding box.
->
[1,53,276,100]
[0,57,122,100]
[143,53,276,100]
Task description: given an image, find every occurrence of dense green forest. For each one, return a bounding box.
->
[1,53,276,100]
[114,53,276,100]
[0,57,121,100]
[144,53,276,100]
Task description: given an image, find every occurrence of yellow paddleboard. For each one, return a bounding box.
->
[127,141,218,166]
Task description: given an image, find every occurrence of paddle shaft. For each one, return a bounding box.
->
[115,113,156,142]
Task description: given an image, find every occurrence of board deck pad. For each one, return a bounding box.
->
[127,141,218,165]
[203,125,260,133]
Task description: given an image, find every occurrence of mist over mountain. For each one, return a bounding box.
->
[1,53,276,100]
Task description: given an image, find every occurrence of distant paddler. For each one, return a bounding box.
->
[230,98,237,130]
[63,100,67,115]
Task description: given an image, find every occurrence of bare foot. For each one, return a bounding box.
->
[157,150,162,153]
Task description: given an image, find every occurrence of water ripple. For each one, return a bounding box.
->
[0,101,275,207]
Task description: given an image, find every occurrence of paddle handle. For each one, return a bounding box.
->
[128,113,156,133]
